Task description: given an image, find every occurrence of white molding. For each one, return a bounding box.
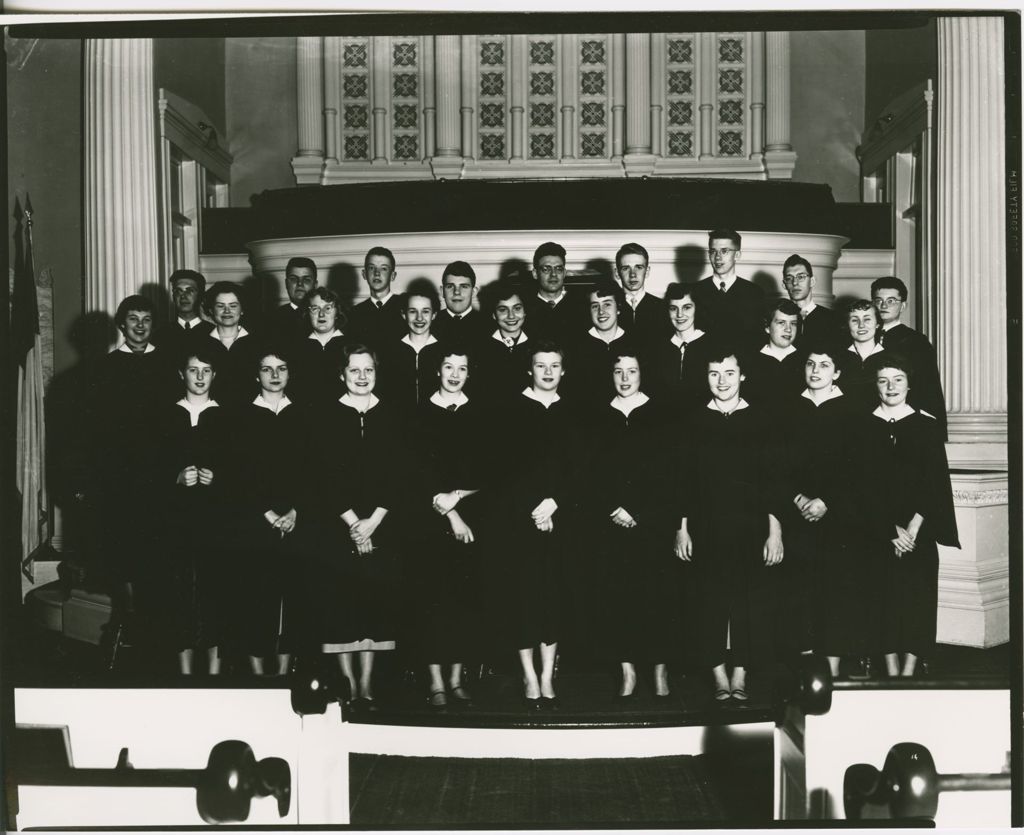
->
[157,88,233,183]
[859,80,930,176]
[946,442,1009,471]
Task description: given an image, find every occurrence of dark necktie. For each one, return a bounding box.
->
[679,341,686,380]
[548,300,556,309]
[878,330,886,346]
[375,300,383,310]
[184,321,191,331]
[447,403,457,412]
[719,282,727,293]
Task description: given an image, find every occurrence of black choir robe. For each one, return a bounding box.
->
[289,332,354,407]
[204,330,262,407]
[567,328,637,409]
[474,333,535,409]
[689,276,767,357]
[377,336,446,410]
[794,304,843,351]
[346,294,407,350]
[524,290,591,345]
[265,302,311,348]
[642,331,714,418]
[744,348,806,415]
[152,318,214,364]
[878,323,948,439]
[619,292,669,349]
[432,308,489,348]
[840,342,888,415]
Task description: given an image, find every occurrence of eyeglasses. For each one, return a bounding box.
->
[309,305,336,315]
[537,265,565,276]
[873,297,903,308]
[783,274,810,285]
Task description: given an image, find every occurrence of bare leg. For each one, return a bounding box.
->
[358,650,375,699]
[274,653,290,676]
[729,665,748,699]
[427,663,445,692]
[447,662,464,691]
[337,652,357,697]
[653,663,670,697]
[539,642,558,698]
[619,661,637,697]
[518,647,541,699]
[249,655,264,676]
[178,648,194,675]
[884,652,900,677]
[827,655,841,678]
[900,652,917,677]
[712,662,730,698]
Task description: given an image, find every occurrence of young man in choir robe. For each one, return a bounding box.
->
[377,278,445,409]
[266,256,318,347]
[690,228,766,356]
[871,276,947,440]
[614,242,667,350]
[745,300,806,412]
[153,269,214,357]
[782,254,841,350]
[433,260,487,347]
[524,241,589,343]
[346,246,407,349]
[476,280,534,408]
[569,278,635,408]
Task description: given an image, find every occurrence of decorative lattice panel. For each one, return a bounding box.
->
[715,33,746,157]
[577,35,609,159]
[527,36,558,160]
[477,35,508,161]
[390,36,421,161]
[664,34,696,158]
[340,37,370,161]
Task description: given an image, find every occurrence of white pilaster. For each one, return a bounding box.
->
[936,17,1007,449]
[510,35,527,162]
[698,32,715,160]
[371,37,389,163]
[292,36,324,184]
[323,37,340,165]
[431,35,464,179]
[560,34,577,160]
[623,33,655,175]
[84,39,160,317]
[749,32,765,162]
[764,31,797,178]
[459,35,475,163]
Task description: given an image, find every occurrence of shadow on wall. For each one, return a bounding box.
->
[673,245,708,285]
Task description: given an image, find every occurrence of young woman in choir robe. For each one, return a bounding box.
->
[777,343,865,678]
[409,347,486,709]
[569,280,635,409]
[290,287,352,407]
[584,349,678,701]
[158,345,230,674]
[229,348,308,676]
[484,340,580,709]
[377,279,445,410]
[308,344,406,710]
[841,300,886,413]
[475,282,534,409]
[674,346,786,703]
[855,353,958,678]
[744,300,805,413]
[201,282,260,407]
[643,283,713,417]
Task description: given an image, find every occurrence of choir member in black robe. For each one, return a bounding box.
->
[409,346,487,709]
[782,254,842,351]
[432,261,489,348]
[614,242,668,352]
[289,287,353,407]
[854,353,958,677]
[377,278,445,409]
[872,276,948,440]
[523,241,590,343]
[567,279,636,409]
[483,340,580,709]
[642,283,713,417]
[201,281,261,407]
[158,344,229,674]
[673,346,785,703]
[229,348,309,676]
[841,300,887,413]
[584,349,678,700]
[346,246,407,349]
[307,344,406,709]
[265,256,317,348]
[744,300,805,413]
[689,229,767,356]
[152,269,214,361]
[777,343,867,677]
[92,295,179,642]
[475,281,535,409]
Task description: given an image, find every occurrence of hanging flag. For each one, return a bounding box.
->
[13,194,48,575]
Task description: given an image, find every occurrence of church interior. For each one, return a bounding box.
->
[3,10,1019,829]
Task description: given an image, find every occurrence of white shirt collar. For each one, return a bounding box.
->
[371,290,395,307]
[761,343,797,360]
[401,333,439,352]
[798,300,818,317]
[625,289,647,307]
[848,341,884,359]
[671,329,705,348]
[116,343,155,354]
[712,274,737,292]
[538,289,567,306]
[253,394,293,414]
[309,329,344,345]
[429,390,469,410]
[522,387,561,408]
[801,386,844,405]
[873,402,916,422]
[176,397,218,426]
[177,316,203,328]
[492,330,526,346]
[340,391,379,412]
[706,397,750,413]
[881,320,901,331]
[611,391,649,417]
[444,308,472,320]
[288,301,298,310]
[587,325,626,343]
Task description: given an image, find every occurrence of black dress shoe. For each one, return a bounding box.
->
[522,697,543,711]
[614,691,638,704]
[540,695,560,710]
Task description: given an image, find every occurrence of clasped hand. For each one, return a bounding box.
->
[611,507,637,528]
[177,466,214,487]
[531,497,558,532]
[891,524,916,557]
[432,490,460,515]
[794,493,827,522]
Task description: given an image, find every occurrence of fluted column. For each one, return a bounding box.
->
[371,37,389,163]
[936,17,1007,446]
[559,34,577,160]
[292,36,324,183]
[697,32,715,160]
[431,35,464,178]
[84,39,160,319]
[623,33,655,175]
[764,31,796,178]
[510,35,527,161]
[749,32,765,161]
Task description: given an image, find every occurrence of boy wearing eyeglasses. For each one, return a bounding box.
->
[524,241,590,343]
[782,254,841,350]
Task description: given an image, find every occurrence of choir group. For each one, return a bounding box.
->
[81,228,959,710]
